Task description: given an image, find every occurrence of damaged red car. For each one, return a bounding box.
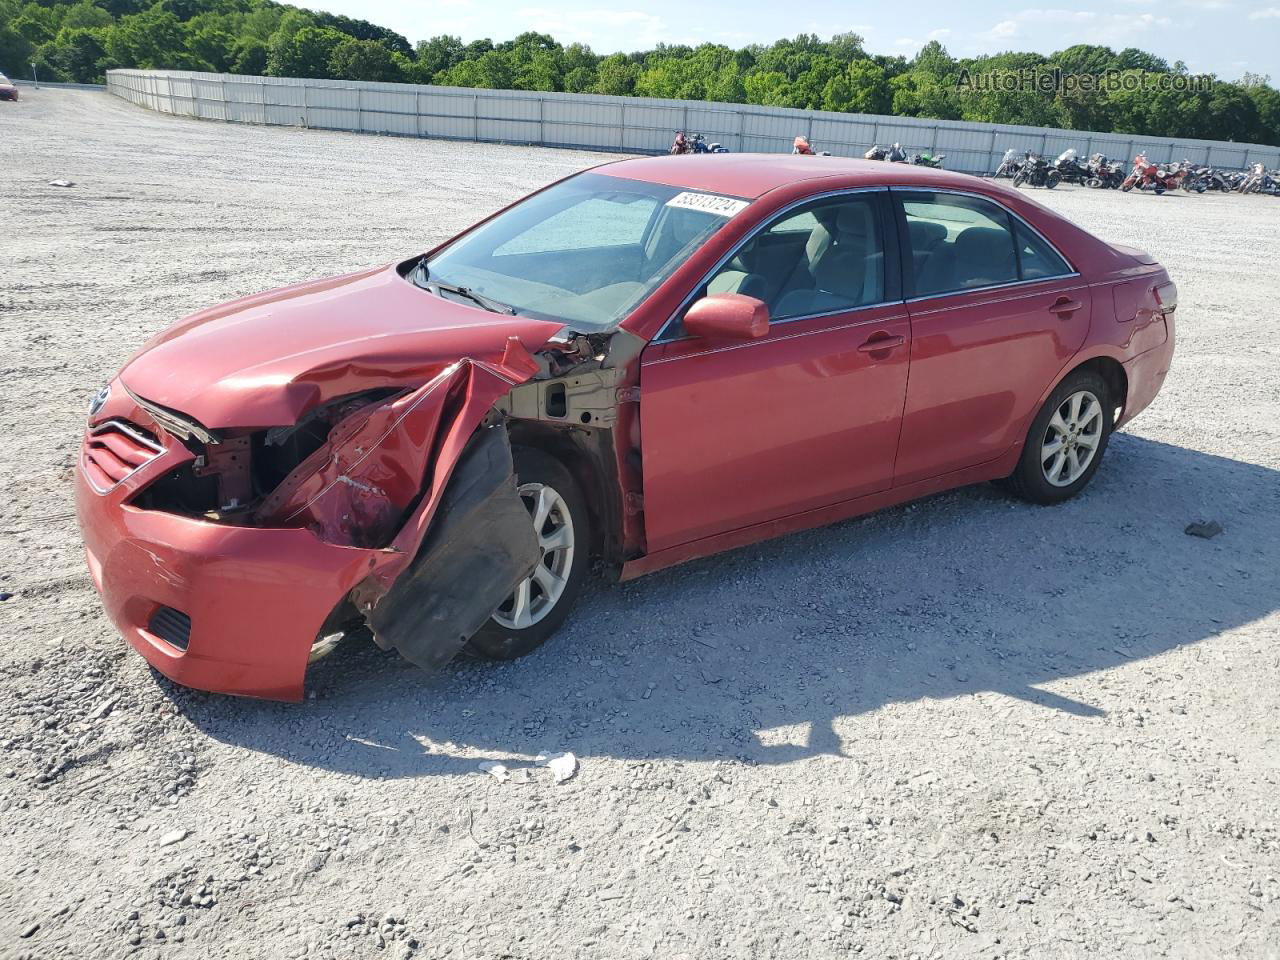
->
[76,155,1177,700]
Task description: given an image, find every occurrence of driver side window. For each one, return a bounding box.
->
[703,193,886,323]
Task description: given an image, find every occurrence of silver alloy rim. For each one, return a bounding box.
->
[491,482,574,630]
[1041,389,1103,487]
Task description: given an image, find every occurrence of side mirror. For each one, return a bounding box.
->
[683,293,770,340]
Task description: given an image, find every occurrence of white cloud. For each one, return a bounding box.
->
[1248,4,1280,15]
[990,19,1019,37]
[509,7,670,48]
[928,28,953,39]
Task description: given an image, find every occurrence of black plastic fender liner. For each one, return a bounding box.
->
[367,423,540,672]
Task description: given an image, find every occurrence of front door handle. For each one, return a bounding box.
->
[857,334,905,354]
[1048,298,1083,317]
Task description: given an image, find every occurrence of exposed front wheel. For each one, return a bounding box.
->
[466,449,590,661]
[1005,370,1113,505]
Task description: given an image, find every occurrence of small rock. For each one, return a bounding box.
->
[19,922,40,938]
[1184,520,1223,539]
[49,179,75,187]
[158,829,188,847]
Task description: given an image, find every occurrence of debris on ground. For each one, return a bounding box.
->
[1185,520,1224,539]
[536,751,578,783]
[48,179,75,187]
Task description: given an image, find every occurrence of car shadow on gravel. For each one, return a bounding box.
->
[168,433,1280,777]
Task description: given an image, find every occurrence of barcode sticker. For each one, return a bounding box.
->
[664,191,749,217]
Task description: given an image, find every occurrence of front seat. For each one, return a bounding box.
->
[772,247,867,318]
[707,237,768,299]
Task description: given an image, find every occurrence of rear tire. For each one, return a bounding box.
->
[1046,171,1061,189]
[466,449,590,661]
[1005,370,1113,505]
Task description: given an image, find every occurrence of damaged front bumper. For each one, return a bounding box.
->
[76,355,542,701]
[76,465,392,701]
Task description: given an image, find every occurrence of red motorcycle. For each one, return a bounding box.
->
[669,131,690,155]
[1120,153,1187,194]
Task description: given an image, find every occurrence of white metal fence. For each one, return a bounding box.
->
[107,68,1280,175]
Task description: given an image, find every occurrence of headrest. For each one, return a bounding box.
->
[955,226,1013,264]
[908,219,947,249]
[834,203,871,237]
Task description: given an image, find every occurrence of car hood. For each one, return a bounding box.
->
[119,263,564,428]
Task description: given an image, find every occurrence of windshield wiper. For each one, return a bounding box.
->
[411,260,515,315]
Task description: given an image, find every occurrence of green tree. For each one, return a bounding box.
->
[744,70,792,107]
[329,36,404,82]
[414,34,463,78]
[267,24,344,78]
[591,52,637,95]
[230,36,267,75]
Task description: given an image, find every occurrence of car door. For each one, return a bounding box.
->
[637,189,910,554]
[890,189,1091,486]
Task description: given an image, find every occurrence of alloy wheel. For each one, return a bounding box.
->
[491,482,575,630]
[1040,390,1104,487]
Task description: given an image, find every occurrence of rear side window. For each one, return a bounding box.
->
[1014,221,1072,280]
[898,192,1071,297]
[900,193,1018,296]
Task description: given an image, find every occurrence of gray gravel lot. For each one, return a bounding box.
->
[1,89,1279,960]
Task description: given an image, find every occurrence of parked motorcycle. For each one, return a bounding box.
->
[669,131,728,155]
[1084,153,1125,189]
[1237,162,1276,194]
[1052,148,1091,185]
[910,152,945,168]
[1011,153,1061,189]
[863,142,907,161]
[994,148,1021,178]
[1120,153,1187,193]
[1182,166,1231,192]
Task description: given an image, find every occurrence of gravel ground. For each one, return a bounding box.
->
[1,89,1279,960]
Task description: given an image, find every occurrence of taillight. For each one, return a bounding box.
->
[1154,281,1178,315]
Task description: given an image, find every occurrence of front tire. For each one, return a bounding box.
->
[1005,370,1113,505]
[466,449,590,661]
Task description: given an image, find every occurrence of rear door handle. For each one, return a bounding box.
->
[857,334,905,354]
[1048,298,1083,317]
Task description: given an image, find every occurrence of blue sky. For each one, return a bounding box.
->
[303,0,1279,80]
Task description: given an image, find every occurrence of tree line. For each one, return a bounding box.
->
[3,0,1277,147]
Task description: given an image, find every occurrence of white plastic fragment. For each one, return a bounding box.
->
[536,751,578,783]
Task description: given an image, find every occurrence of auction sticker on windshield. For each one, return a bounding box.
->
[665,192,750,217]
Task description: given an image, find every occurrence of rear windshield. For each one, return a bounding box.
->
[422,172,746,331]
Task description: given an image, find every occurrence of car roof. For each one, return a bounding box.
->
[596,153,989,199]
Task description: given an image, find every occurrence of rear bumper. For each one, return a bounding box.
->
[1119,310,1175,428]
[75,451,384,701]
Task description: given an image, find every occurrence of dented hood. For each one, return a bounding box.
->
[118,263,564,428]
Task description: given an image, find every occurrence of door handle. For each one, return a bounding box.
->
[857,334,905,354]
[1048,298,1083,317]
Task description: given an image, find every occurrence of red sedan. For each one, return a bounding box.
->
[76,155,1176,700]
[0,73,19,101]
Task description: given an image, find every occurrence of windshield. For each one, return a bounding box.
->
[422,172,746,331]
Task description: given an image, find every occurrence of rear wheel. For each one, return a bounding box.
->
[1046,170,1061,189]
[1005,370,1113,505]
[466,449,590,661]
